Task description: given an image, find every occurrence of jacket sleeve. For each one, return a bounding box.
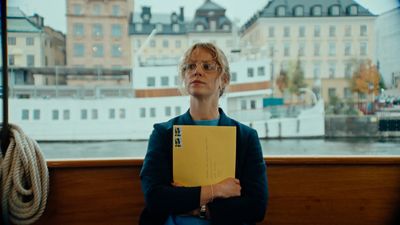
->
[208,129,268,224]
[140,124,201,215]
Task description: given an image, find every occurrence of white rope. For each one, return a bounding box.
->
[0,124,49,225]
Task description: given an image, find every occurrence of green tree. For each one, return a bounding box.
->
[288,58,307,96]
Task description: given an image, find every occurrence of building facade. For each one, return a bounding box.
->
[376,7,400,89]
[240,0,376,103]
[66,0,134,69]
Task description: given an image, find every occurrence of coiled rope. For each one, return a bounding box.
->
[0,124,49,225]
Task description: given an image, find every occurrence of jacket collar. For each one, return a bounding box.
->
[180,108,232,126]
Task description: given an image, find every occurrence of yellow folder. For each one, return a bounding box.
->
[173,125,236,187]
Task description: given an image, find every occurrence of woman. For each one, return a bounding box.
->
[140,43,268,225]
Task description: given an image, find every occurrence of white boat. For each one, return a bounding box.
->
[3,58,325,141]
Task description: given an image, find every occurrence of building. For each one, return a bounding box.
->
[376,7,400,89]
[240,0,376,103]
[129,0,235,66]
[66,0,134,69]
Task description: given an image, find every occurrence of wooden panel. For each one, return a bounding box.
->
[2,157,393,225]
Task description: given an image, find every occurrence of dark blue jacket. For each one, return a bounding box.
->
[140,108,268,225]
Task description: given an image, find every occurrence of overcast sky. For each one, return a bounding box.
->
[8,0,400,33]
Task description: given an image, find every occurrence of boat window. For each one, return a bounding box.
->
[22,109,29,120]
[109,109,116,119]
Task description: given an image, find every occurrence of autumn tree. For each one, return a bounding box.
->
[350,59,380,97]
[275,70,289,94]
[288,58,307,96]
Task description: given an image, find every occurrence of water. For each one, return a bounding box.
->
[38,138,400,159]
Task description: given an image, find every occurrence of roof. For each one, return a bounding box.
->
[7,7,26,18]
[7,7,42,33]
[196,0,225,11]
[132,13,171,24]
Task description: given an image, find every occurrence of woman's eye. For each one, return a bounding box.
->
[203,64,212,70]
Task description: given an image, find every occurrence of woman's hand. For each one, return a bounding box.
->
[214,177,241,199]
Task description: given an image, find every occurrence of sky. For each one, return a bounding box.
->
[8,0,400,33]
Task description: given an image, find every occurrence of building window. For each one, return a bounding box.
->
[175,40,181,48]
[111,44,122,57]
[165,106,171,117]
[313,43,320,56]
[163,39,169,48]
[196,24,204,31]
[173,24,180,32]
[329,26,336,37]
[150,108,156,118]
[140,108,146,118]
[345,63,352,78]
[112,5,120,16]
[231,72,237,82]
[284,43,290,57]
[26,37,34,46]
[328,88,336,97]
[276,6,286,16]
[328,43,336,56]
[328,62,336,78]
[33,109,40,120]
[111,24,122,38]
[360,42,368,56]
[8,55,15,66]
[136,24,142,32]
[223,24,230,31]
[52,110,59,120]
[119,109,126,119]
[63,110,70,120]
[240,100,247,110]
[313,63,321,79]
[147,77,156,87]
[73,23,84,37]
[298,43,305,56]
[8,37,16,45]
[268,27,275,37]
[210,21,216,31]
[161,76,169,86]
[298,26,305,37]
[27,55,35,67]
[93,3,101,16]
[22,109,29,120]
[175,106,181,115]
[257,67,265,76]
[330,5,340,16]
[92,24,103,38]
[360,25,367,36]
[345,25,351,37]
[91,109,98,119]
[344,42,351,56]
[314,25,320,37]
[92,44,104,57]
[73,43,85,57]
[294,6,304,16]
[81,109,88,120]
[250,100,256,109]
[312,6,322,16]
[109,109,116,119]
[150,40,156,48]
[247,68,254,77]
[344,88,352,98]
[72,4,82,15]
[349,5,358,15]
[284,26,290,37]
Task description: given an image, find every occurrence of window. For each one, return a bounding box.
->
[345,25,351,37]
[231,72,237,82]
[268,27,275,37]
[26,37,34,46]
[329,26,336,37]
[360,25,367,36]
[360,42,368,56]
[313,63,321,79]
[250,100,256,109]
[150,40,156,47]
[73,23,84,37]
[52,110,59,120]
[284,26,290,37]
[223,24,230,31]
[119,109,126,119]
[328,43,336,56]
[109,109,116,119]
[136,24,142,32]
[112,5,120,16]
[140,108,146,118]
[33,109,40,120]
[328,88,336,97]
[22,109,29,120]
[9,55,15,66]
[93,3,101,16]
[27,55,35,66]
[173,24,180,32]
[294,6,304,16]
[276,6,286,16]
[81,109,88,120]
[8,37,16,45]
[150,108,156,117]
[240,100,247,110]
[210,21,216,31]
[247,68,254,77]
[328,62,336,78]
[344,88,352,98]
[111,44,122,57]
[165,106,171,117]
[349,5,358,15]
[156,23,163,32]
[284,43,290,57]
[73,43,84,57]
[72,4,82,15]
[344,42,351,56]
[63,110,70,120]
[163,39,169,48]
[92,44,104,57]
[175,40,181,48]
[91,109,98,119]
[136,40,141,48]
[298,42,305,56]
[299,26,305,37]
[345,63,352,78]
[147,77,156,87]
[314,43,320,56]
[312,6,322,16]
[330,5,340,16]
[92,24,103,37]
[314,25,320,37]
[175,106,181,116]
[161,76,169,86]
[111,24,122,38]
[196,24,204,31]
[257,67,265,76]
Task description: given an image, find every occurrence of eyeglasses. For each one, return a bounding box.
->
[183,62,220,73]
